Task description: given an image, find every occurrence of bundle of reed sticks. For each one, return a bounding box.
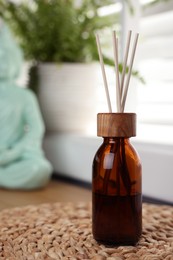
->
[96,30,139,113]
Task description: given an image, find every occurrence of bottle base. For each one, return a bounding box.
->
[92,193,142,247]
[94,236,141,247]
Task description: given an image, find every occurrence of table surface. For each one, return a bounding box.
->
[0,178,91,210]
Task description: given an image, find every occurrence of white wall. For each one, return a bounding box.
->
[44,133,173,203]
[133,141,173,203]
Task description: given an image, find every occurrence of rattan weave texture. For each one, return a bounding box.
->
[0,202,172,259]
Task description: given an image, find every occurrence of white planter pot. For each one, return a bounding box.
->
[38,62,104,133]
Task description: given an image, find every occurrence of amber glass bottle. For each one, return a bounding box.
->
[92,113,142,246]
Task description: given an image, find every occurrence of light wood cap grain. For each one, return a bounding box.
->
[97,113,136,137]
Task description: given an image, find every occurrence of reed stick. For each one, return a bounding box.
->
[96,30,139,113]
[120,30,132,100]
[112,31,121,112]
[121,33,139,112]
[95,34,112,113]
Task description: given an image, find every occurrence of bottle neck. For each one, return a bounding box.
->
[103,137,130,144]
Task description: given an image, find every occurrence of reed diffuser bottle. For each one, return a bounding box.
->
[93,29,142,245]
[92,113,142,245]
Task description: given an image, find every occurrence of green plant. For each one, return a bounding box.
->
[0,0,119,63]
[0,0,144,93]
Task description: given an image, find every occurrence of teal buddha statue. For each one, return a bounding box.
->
[0,21,52,189]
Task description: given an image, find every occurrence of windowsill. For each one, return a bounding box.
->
[135,123,173,146]
[84,122,173,146]
[46,122,173,147]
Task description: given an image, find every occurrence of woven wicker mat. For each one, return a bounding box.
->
[0,202,172,260]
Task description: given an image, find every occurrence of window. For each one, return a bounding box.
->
[137,0,173,125]
[123,0,173,144]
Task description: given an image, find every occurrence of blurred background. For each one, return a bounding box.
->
[0,0,173,204]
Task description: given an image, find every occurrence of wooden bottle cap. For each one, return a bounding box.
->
[97,113,136,137]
